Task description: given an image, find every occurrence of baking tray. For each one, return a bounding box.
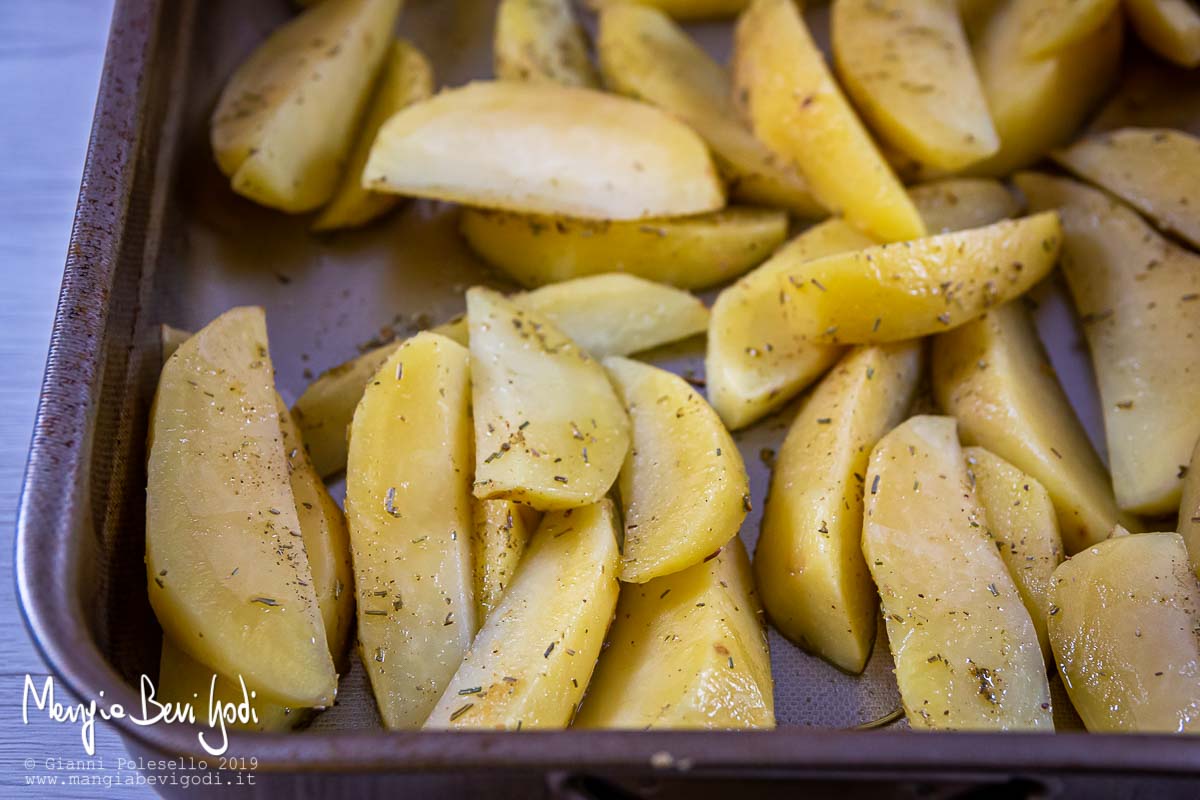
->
[15,0,1200,796]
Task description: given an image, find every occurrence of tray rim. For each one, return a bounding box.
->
[13,0,1200,779]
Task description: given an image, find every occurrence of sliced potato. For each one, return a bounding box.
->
[470,288,629,509]
[908,178,1022,235]
[210,0,402,212]
[757,343,922,673]
[864,415,1053,730]
[964,446,1063,663]
[734,0,925,242]
[1180,438,1200,578]
[1053,128,1200,249]
[313,40,434,231]
[773,212,1062,345]
[574,539,774,729]
[1048,533,1200,733]
[472,499,540,628]
[597,3,820,215]
[147,308,335,707]
[1126,0,1200,67]
[494,0,600,87]
[605,357,748,584]
[1011,0,1120,58]
[1088,58,1200,137]
[932,302,1135,553]
[363,81,724,220]
[1018,172,1200,516]
[344,333,476,729]
[588,0,750,19]
[461,207,786,290]
[832,0,998,172]
[425,501,621,729]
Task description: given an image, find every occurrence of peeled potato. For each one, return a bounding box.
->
[1010,0,1120,58]
[605,357,748,584]
[210,0,402,212]
[472,499,540,628]
[864,415,1053,730]
[1126,0,1200,67]
[907,178,1022,235]
[588,0,750,19]
[1180,438,1200,578]
[575,539,774,729]
[363,81,724,220]
[494,0,599,87]
[734,0,925,242]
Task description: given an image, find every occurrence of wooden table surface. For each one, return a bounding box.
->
[0,2,153,796]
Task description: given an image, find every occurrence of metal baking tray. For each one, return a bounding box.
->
[16,0,1200,795]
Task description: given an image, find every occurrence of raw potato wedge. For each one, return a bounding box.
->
[831,0,999,172]
[597,4,821,215]
[313,40,434,231]
[425,502,621,729]
[1180,438,1200,578]
[1126,0,1200,67]
[363,81,724,220]
[344,333,476,729]
[757,343,923,673]
[472,499,540,628]
[1018,172,1200,516]
[588,0,751,19]
[907,178,1022,235]
[1048,533,1200,733]
[772,212,1062,345]
[1011,0,1120,58]
[470,288,630,510]
[461,208,787,290]
[210,0,402,212]
[147,308,335,707]
[605,357,748,584]
[575,539,774,729]
[932,302,1134,553]
[734,0,925,242]
[964,446,1063,663]
[1054,128,1200,249]
[864,416,1053,730]
[495,0,599,87]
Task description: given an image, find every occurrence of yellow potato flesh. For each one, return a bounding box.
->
[344,333,476,728]
[363,81,724,221]
[1048,533,1200,733]
[210,0,402,212]
[734,0,924,242]
[832,0,998,172]
[597,3,820,215]
[1018,172,1200,516]
[864,415,1053,730]
[907,178,1022,235]
[472,499,540,629]
[964,446,1063,664]
[312,40,433,231]
[575,539,774,729]
[932,302,1135,553]
[604,357,748,584]
[494,0,600,87]
[147,307,335,707]
[425,502,621,729]
[1054,127,1200,249]
[773,212,1062,345]
[757,343,923,673]
[1011,0,1120,58]
[469,288,630,509]
[460,208,787,290]
[1126,0,1200,67]
[1180,438,1200,578]
[588,0,750,19]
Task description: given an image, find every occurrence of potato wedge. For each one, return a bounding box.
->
[147,308,335,707]
[425,501,621,729]
[1088,58,1200,137]
[772,212,1062,345]
[597,3,821,215]
[1053,128,1200,249]
[461,208,786,290]
[494,0,599,87]
[964,446,1063,664]
[1180,438,1200,578]
[604,357,748,584]
[932,302,1135,553]
[831,0,998,172]
[588,0,750,19]
[1018,172,1200,516]
[574,538,774,729]
[363,81,724,220]
[864,415,1053,730]
[344,333,476,728]
[757,343,922,673]
[1048,533,1200,733]
[1126,0,1200,67]
[470,288,629,509]
[472,499,540,628]
[908,178,1022,235]
[312,40,434,231]
[1011,0,1120,58]
[210,0,402,212]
